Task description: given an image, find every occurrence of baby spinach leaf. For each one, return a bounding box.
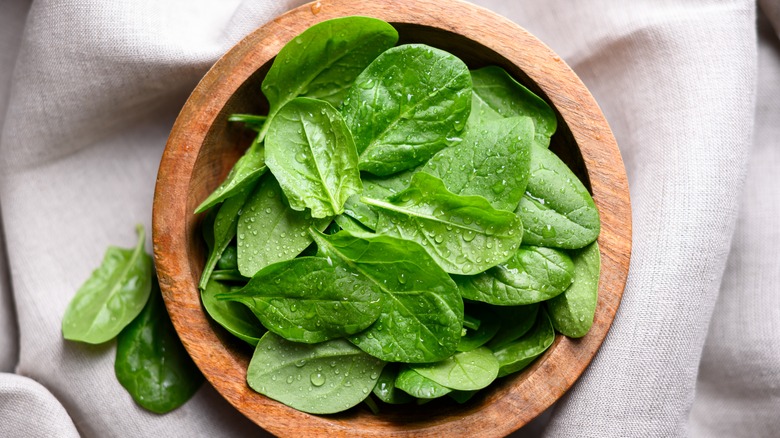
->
[209,269,248,283]
[457,305,501,352]
[517,145,600,249]
[198,184,254,291]
[220,257,382,343]
[411,347,499,391]
[62,225,152,344]
[247,332,384,414]
[261,16,398,139]
[470,66,557,148]
[201,279,264,346]
[236,173,330,277]
[312,230,463,363]
[216,244,238,270]
[363,172,523,275]
[395,366,452,399]
[456,246,574,305]
[486,303,540,350]
[449,390,478,404]
[493,307,555,378]
[115,280,203,414]
[341,44,472,176]
[373,363,413,404]
[265,98,362,218]
[334,213,373,234]
[422,116,534,211]
[547,241,600,338]
[194,137,266,214]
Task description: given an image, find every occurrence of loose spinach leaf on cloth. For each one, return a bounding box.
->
[265,97,362,218]
[62,225,152,344]
[194,137,266,214]
[456,245,575,305]
[236,173,330,277]
[261,16,398,139]
[363,172,523,275]
[517,145,600,249]
[493,307,555,378]
[395,366,452,399]
[341,44,472,176]
[220,256,382,343]
[422,116,534,211]
[201,279,264,346]
[199,183,255,290]
[115,279,203,414]
[547,241,601,338]
[411,347,499,391]
[247,332,385,414]
[470,66,557,148]
[311,230,463,363]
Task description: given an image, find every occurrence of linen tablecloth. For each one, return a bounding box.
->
[1,0,777,436]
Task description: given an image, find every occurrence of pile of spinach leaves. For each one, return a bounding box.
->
[195,16,602,415]
[60,15,601,417]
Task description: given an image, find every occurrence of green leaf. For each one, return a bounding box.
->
[62,225,152,344]
[547,241,600,338]
[198,184,255,291]
[236,173,330,277]
[265,98,362,218]
[486,303,540,350]
[395,366,452,399]
[457,305,500,352]
[220,257,382,343]
[341,44,472,176]
[247,332,385,414]
[312,230,463,363]
[194,137,266,214]
[364,172,524,275]
[493,307,555,377]
[516,145,600,249]
[228,113,267,132]
[372,363,413,404]
[261,16,398,139]
[470,66,557,148]
[422,116,534,211]
[201,279,264,346]
[216,245,238,271]
[115,280,203,413]
[411,347,499,391]
[456,246,574,305]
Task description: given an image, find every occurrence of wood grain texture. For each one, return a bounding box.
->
[152,0,632,436]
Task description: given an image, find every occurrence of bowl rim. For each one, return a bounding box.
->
[152,0,632,436]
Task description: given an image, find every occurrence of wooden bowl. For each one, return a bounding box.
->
[152,0,632,436]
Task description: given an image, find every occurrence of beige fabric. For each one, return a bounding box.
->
[0,0,776,436]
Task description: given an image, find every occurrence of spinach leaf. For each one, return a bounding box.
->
[449,390,478,404]
[333,213,373,234]
[311,230,463,363]
[395,366,452,399]
[546,241,600,338]
[517,145,600,249]
[493,307,555,378]
[265,97,362,218]
[228,113,267,132]
[209,269,248,283]
[363,172,523,275]
[62,225,152,344]
[194,137,266,214]
[342,168,418,230]
[246,332,384,414]
[198,183,254,291]
[457,305,500,352]
[411,347,499,391]
[486,303,540,350]
[216,244,238,270]
[341,44,472,176]
[236,173,330,277]
[470,66,557,148]
[201,279,264,346]
[219,257,382,343]
[422,116,534,211]
[115,280,203,413]
[373,363,413,404]
[260,16,398,139]
[456,246,574,305]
